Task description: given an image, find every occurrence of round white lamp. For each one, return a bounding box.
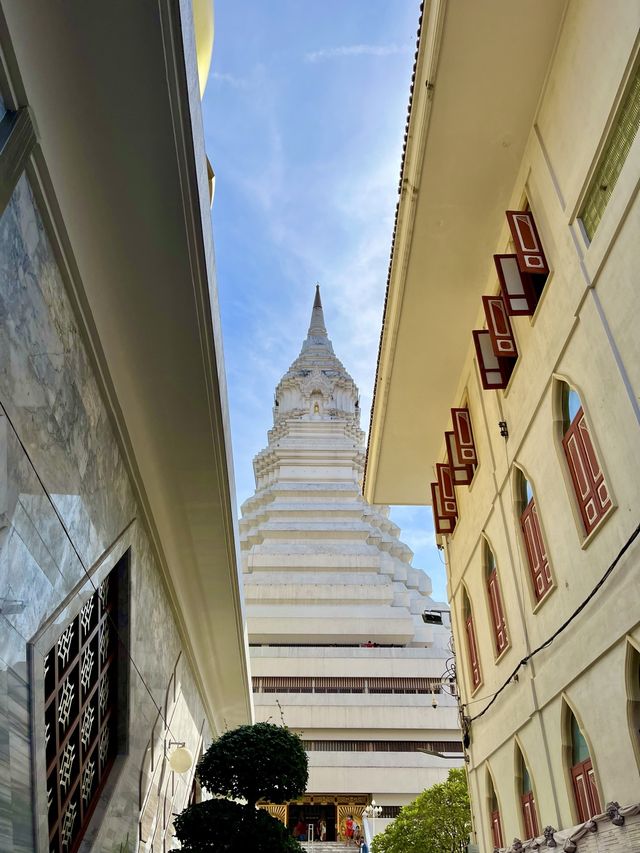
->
[168,742,194,773]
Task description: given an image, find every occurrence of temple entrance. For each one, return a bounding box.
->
[289,804,337,842]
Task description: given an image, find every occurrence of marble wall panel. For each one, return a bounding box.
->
[0,174,211,852]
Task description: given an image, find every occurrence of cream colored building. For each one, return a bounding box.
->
[365,1,640,851]
[241,289,462,843]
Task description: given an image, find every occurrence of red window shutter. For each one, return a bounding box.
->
[445,430,474,486]
[431,482,456,535]
[562,408,611,534]
[473,330,513,390]
[451,407,477,466]
[572,758,600,821]
[520,498,552,601]
[491,809,504,849]
[521,792,539,839]
[436,463,457,516]
[494,254,539,316]
[506,210,549,275]
[487,569,508,654]
[586,759,601,816]
[483,295,518,358]
[465,613,481,689]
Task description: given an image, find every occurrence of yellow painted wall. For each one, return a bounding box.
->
[441,2,640,849]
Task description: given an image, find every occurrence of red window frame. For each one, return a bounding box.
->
[571,757,601,822]
[506,210,549,276]
[520,497,553,602]
[436,463,457,517]
[451,407,477,466]
[521,791,539,839]
[473,330,515,391]
[482,295,518,359]
[487,568,508,655]
[465,611,481,690]
[562,407,611,535]
[490,808,504,849]
[494,254,540,316]
[445,430,474,486]
[431,482,456,535]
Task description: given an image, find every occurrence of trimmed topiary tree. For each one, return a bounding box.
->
[174,722,309,853]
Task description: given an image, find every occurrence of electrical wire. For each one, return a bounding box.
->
[0,399,178,738]
[465,520,640,724]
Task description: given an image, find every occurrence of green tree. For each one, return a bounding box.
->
[174,722,309,853]
[372,768,471,853]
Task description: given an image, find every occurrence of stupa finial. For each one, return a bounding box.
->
[307,283,327,338]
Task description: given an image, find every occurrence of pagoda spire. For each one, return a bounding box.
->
[306,283,328,338]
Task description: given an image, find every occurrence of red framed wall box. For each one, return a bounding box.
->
[487,568,508,655]
[571,757,601,822]
[431,482,456,535]
[506,210,549,276]
[451,408,477,466]
[494,254,540,316]
[520,498,553,601]
[521,791,539,839]
[562,407,611,535]
[44,571,120,853]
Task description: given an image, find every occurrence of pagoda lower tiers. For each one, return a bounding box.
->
[240,287,462,842]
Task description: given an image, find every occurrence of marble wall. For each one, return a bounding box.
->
[0,173,211,851]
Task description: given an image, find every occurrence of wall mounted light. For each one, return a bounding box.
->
[168,741,194,773]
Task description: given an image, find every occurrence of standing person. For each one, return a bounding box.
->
[294,817,307,841]
[319,817,327,842]
[345,814,354,845]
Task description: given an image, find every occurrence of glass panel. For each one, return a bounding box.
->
[563,386,582,430]
[463,590,471,619]
[524,478,534,504]
[522,764,532,794]
[580,64,640,240]
[571,713,590,764]
[485,543,496,577]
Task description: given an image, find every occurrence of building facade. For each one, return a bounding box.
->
[0,3,251,852]
[365,1,640,852]
[241,288,462,843]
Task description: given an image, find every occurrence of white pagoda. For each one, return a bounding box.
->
[240,288,462,842]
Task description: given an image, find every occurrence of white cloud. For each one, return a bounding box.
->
[305,43,411,63]
[211,71,249,88]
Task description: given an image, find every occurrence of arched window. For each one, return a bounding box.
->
[463,589,481,691]
[484,541,508,656]
[517,746,539,839]
[567,709,601,821]
[516,469,553,602]
[559,382,611,535]
[488,773,504,849]
[626,643,640,768]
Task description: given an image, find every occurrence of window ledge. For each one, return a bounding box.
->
[531,581,556,614]
[580,502,617,551]
[494,643,511,665]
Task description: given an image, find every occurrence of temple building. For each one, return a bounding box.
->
[365,1,640,852]
[241,287,462,843]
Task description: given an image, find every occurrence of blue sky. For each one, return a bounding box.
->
[202,0,448,603]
